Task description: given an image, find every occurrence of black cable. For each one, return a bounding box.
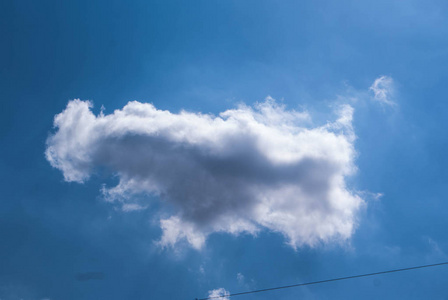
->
[197,261,448,300]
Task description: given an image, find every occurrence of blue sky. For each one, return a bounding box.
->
[2,0,448,299]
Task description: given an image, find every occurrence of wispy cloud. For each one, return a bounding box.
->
[237,272,245,285]
[46,98,362,249]
[369,75,396,106]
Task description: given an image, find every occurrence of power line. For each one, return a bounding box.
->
[197,261,448,300]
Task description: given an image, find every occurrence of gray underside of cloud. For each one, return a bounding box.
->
[46,98,362,249]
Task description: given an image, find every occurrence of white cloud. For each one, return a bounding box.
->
[369,76,395,106]
[208,288,230,300]
[46,98,362,249]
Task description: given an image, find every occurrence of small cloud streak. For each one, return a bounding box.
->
[121,203,147,212]
[369,76,395,106]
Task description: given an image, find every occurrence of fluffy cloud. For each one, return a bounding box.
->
[207,288,230,300]
[369,75,395,106]
[46,98,362,249]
